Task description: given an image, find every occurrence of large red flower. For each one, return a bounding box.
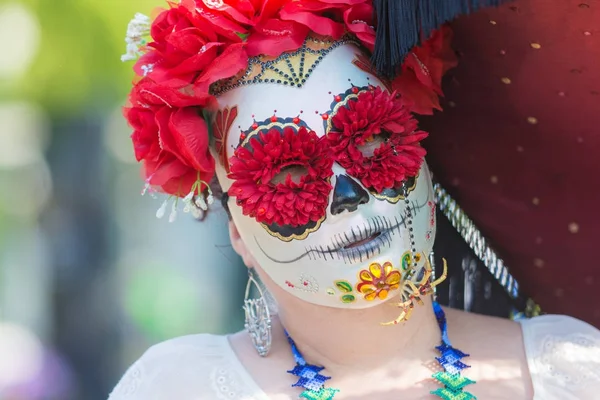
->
[125,78,216,196]
[343,2,375,51]
[391,25,458,115]
[243,0,309,57]
[279,0,374,50]
[327,87,428,192]
[134,4,219,86]
[228,126,333,226]
[134,1,249,89]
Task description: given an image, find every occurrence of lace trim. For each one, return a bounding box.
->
[537,333,600,389]
[108,360,143,398]
[210,362,256,400]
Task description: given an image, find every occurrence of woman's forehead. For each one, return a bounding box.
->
[216,43,385,140]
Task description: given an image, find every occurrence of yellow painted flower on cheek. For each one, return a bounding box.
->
[356,262,401,301]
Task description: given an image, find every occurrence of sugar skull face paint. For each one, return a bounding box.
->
[212,39,435,309]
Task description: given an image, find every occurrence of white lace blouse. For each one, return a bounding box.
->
[108,315,600,400]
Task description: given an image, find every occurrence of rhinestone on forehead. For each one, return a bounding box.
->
[211,36,360,96]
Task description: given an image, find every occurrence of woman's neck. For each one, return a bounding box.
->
[274,295,441,374]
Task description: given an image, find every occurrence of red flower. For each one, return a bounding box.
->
[246,18,310,57]
[391,26,458,115]
[125,78,216,196]
[134,1,249,89]
[187,0,253,41]
[228,126,333,226]
[244,0,310,57]
[188,0,309,58]
[327,87,428,192]
[278,0,374,50]
[343,2,375,51]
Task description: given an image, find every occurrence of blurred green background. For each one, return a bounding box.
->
[0,1,246,399]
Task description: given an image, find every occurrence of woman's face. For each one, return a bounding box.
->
[213,42,435,309]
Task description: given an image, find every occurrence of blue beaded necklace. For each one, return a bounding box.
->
[285,301,477,400]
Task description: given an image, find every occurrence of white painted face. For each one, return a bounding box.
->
[212,41,435,309]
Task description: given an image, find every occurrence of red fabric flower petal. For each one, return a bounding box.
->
[132,78,215,108]
[125,78,216,196]
[343,3,375,51]
[246,19,310,57]
[279,2,345,39]
[127,106,161,162]
[391,25,458,115]
[194,43,249,92]
[168,107,215,173]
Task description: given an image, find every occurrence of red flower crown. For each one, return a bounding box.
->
[123,0,456,202]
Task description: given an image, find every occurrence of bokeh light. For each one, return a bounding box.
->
[0,3,40,81]
[0,2,247,399]
[104,104,136,165]
[0,102,49,169]
[0,323,44,390]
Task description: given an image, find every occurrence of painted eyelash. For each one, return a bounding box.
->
[255,197,429,265]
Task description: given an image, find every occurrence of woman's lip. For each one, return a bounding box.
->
[343,231,383,249]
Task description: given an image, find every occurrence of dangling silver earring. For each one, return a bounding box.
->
[243,269,272,357]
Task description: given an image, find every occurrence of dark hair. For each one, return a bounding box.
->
[201,176,231,221]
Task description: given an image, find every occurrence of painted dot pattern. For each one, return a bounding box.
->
[423,0,600,327]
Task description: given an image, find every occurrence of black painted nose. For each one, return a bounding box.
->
[330,175,369,215]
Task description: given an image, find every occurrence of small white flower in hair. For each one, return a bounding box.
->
[183,191,195,203]
[140,64,154,76]
[121,13,151,62]
[195,195,208,211]
[156,199,168,219]
[191,207,204,219]
[169,201,178,223]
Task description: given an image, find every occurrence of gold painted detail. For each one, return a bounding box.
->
[211,35,359,96]
[260,213,326,242]
[324,87,369,134]
[371,173,418,204]
[240,120,301,147]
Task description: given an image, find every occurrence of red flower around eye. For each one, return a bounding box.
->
[228,126,333,226]
[327,87,428,193]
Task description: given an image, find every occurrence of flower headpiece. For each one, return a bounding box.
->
[122,0,456,217]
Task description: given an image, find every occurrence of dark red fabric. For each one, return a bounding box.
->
[423,0,600,327]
